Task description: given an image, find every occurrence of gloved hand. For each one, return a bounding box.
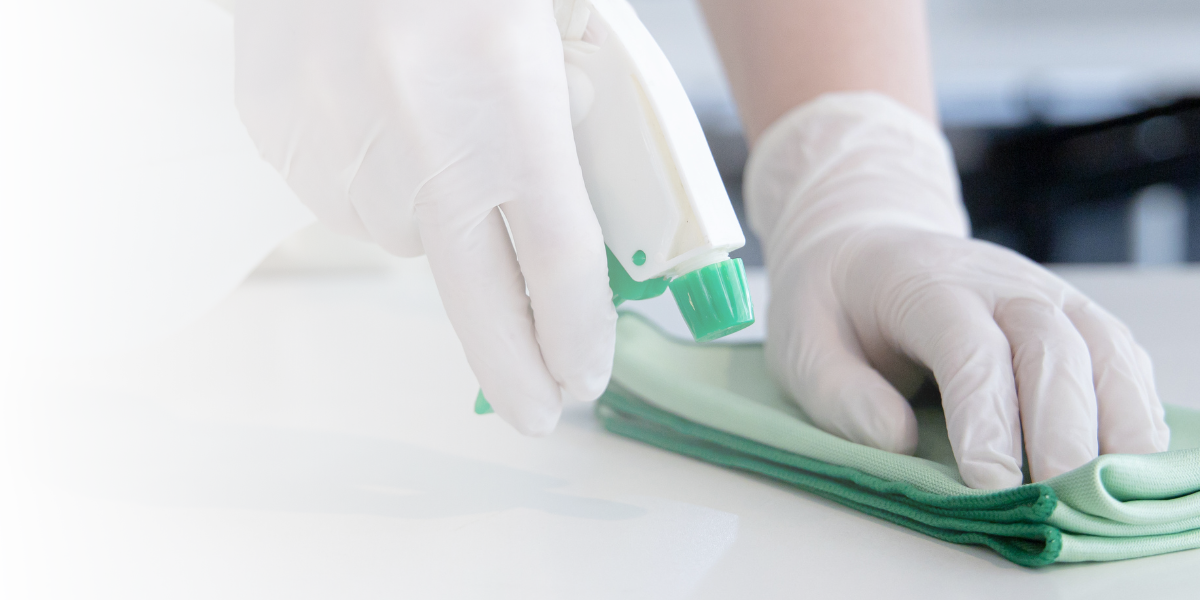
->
[745,92,1170,489]
[235,0,617,434]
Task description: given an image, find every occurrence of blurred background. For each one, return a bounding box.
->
[633,0,1200,268]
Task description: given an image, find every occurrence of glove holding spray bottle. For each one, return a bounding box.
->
[476,0,757,414]
[556,0,754,342]
[236,0,752,435]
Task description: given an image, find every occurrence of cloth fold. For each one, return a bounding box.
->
[596,313,1200,566]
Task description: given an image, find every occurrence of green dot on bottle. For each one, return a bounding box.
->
[632,250,646,266]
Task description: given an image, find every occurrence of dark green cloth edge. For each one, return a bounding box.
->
[596,384,1063,567]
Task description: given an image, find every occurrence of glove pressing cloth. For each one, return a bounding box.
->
[596,313,1200,567]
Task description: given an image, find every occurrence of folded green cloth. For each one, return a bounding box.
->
[596,314,1200,567]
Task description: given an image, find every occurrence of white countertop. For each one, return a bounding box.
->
[5,262,1200,599]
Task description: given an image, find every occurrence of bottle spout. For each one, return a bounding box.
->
[668,258,754,342]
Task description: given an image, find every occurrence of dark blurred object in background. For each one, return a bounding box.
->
[633,0,1200,267]
[953,98,1200,264]
[714,99,1200,268]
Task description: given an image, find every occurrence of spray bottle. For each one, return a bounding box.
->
[559,0,754,341]
[476,0,753,415]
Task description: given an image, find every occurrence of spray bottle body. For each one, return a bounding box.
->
[558,0,754,342]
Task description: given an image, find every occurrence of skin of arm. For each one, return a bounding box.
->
[696,0,938,144]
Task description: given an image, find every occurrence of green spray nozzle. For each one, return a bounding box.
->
[607,245,754,342]
[669,258,754,342]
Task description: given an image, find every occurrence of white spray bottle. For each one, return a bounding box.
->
[557,0,754,342]
[476,0,754,415]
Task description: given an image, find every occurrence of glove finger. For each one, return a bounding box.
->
[461,7,615,404]
[419,7,611,419]
[417,204,563,436]
[502,201,616,403]
[994,299,1098,482]
[771,293,918,454]
[896,286,1023,489]
[499,144,616,404]
[1065,300,1170,454]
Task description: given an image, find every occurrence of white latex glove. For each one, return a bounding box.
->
[235,0,617,434]
[746,92,1170,489]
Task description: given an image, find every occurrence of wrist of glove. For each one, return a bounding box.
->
[745,92,1169,489]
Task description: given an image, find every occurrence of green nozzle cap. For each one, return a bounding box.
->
[669,258,754,342]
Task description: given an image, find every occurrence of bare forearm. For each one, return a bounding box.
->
[697,0,937,145]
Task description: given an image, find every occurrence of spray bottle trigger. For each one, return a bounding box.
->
[474,389,494,415]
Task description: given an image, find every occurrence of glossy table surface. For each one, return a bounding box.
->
[5,261,1200,599]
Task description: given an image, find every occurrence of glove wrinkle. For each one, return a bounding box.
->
[995,298,1098,482]
[1064,301,1171,455]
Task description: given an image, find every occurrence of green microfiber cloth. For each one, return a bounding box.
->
[596,313,1200,567]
